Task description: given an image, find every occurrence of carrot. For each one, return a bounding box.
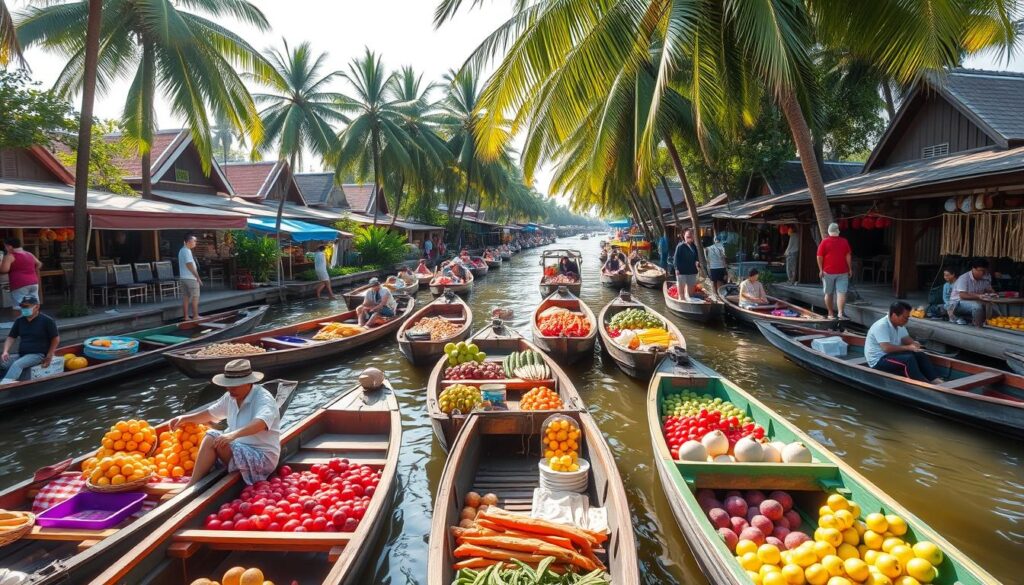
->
[478,508,601,547]
[472,521,575,550]
[451,558,515,570]
[453,543,551,565]
[458,535,597,572]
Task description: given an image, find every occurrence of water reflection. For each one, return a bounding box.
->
[0,238,1019,583]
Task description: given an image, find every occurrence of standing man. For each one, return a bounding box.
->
[816,222,852,320]
[949,258,996,326]
[423,235,434,267]
[658,231,670,270]
[178,234,202,320]
[170,359,281,486]
[704,234,728,294]
[785,228,800,284]
[1,295,59,384]
[313,245,336,300]
[865,301,944,384]
[673,228,700,301]
[1,238,43,320]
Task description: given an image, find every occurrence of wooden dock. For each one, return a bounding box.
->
[772,283,1024,360]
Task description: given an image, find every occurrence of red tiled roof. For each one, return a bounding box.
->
[341,183,388,214]
[106,129,184,179]
[222,161,278,199]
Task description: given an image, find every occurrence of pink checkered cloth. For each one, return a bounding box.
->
[31,472,86,513]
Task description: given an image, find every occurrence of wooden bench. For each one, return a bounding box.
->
[173,529,354,553]
[302,434,390,452]
[939,372,1004,390]
[286,452,387,469]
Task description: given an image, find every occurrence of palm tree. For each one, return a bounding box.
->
[0,0,25,68]
[333,49,418,225]
[251,39,346,294]
[19,0,273,198]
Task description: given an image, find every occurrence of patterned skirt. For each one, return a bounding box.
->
[205,429,278,485]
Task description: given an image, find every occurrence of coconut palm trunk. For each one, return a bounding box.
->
[272,152,295,301]
[647,187,666,236]
[371,126,384,225]
[452,163,473,249]
[71,0,103,308]
[138,40,156,199]
[389,175,405,227]
[663,139,709,271]
[780,90,833,236]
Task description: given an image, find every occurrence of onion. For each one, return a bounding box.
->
[733,437,765,462]
[782,442,812,463]
[701,430,730,457]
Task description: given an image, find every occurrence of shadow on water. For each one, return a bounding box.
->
[0,238,1020,583]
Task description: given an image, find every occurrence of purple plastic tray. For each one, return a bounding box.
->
[36,491,146,530]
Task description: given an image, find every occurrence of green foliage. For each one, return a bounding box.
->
[57,303,89,318]
[333,217,361,234]
[295,264,382,281]
[231,231,279,282]
[352,225,408,267]
[0,70,76,149]
[55,120,135,196]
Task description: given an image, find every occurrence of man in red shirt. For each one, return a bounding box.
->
[816,222,852,320]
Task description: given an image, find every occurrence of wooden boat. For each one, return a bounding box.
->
[163,298,415,377]
[718,283,833,329]
[397,292,474,366]
[662,280,724,323]
[427,409,640,585]
[426,321,583,451]
[484,256,502,269]
[538,249,583,296]
[343,279,417,310]
[599,266,632,288]
[0,380,297,585]
[88,378,400,585]
[429,270,474,297]
[416,269,436,286]
[633,262,666,288]
[531,287,597,364]
[757,321,1024,437]
[598,291,685,378]
[647,352,1000,585]
[0,306,268,411]
[1007,351,1024,375]
[499,250,512,261]
[468,257,489,278]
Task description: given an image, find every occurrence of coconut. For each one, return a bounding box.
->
[733,437,764,462]
[701,430,729,457]
[677,440,708,462]
[358,367,385,389]
[782,442,812,463]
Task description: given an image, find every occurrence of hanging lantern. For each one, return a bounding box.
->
[852,217,862,229]
[944,197,957,212]
[838,218,848,230]
[862,216,876,229]
[778,224,787,235]
[983,194,994,209]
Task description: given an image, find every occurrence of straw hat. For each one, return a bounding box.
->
[212,359,264,387]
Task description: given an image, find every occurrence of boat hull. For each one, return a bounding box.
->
[485,259,501,269]
[757,321,1024,437]
[635,270,666,288]
[600,271,631,288]
[598,294,685,378]
[663,281,724,323]
[531,289,597,364]
[397,295,473,366]
[538,281,581,296]
[429,280,472,297]
[0,307,267,411]
[1007,351,1024,375]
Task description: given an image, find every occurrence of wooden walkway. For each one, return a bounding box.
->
[772,283,1024,361]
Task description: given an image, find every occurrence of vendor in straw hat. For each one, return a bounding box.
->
[170,359,281,486]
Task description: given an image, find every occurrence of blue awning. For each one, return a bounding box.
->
[607,218,631,228]
[247,217,340,242]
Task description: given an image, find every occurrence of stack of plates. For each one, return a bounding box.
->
[538,458,590,493]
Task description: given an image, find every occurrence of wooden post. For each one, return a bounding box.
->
[892,203,916,298]
[94,230,103,260]
[152,231,160,261]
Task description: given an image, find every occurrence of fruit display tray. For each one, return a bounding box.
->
[36,490,147,530]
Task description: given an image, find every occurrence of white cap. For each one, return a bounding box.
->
[827,223,840,236]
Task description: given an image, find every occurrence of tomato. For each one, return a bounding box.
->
[274,512,289,523]
[206,519,222,530]
[365,485,376,498]
[279,465,292,477]
[267,522,282,532]
[217,508,233,521]
[220,520,234,530]
[282,519,300,532]
[238,502,252,516]
[311,517,328,532]
[342,517,358,532]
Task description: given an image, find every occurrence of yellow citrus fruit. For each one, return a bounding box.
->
[833,510,855,530]
[747,571,764,585]
[821,555,844,577]
[836,543,859,561]
[238,568,264,585]
[793,547,818,568]
[805,564,829,585]
[819,505,834,517]
[740,552,762,571]
[884,515,908,536]
[736,539,759,556]
[863,550,880,565]
[826,578,853,585]
[893,577,920,585]
[841,528,860,546]
[758,544,782,566]
[843,558,870,582]
[890,545,914,567]
[222,567,246,585]
[866,574,894,585]
[904,559,936,583]
[874,553,902,579]
[911,542,943,566]
[763,572,788,585]
[882,538,904,553]
[760,564,782,577]
[863,530,884,550]
[816,528,843,548]
[848,501,862,518]
[827,494,850,512]
[781,564,806,585]
[864,513,888,534]
[812,541,836,560]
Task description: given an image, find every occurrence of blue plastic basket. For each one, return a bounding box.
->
[83,336,140,360]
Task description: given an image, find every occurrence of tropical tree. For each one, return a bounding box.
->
[18,0,273,198]
[333,49,418,225]
[252,39,347,292]
[0,0,24,68]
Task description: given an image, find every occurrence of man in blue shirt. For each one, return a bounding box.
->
[865,301,943,384]
[1,295,59,384]
[673,228,700,301]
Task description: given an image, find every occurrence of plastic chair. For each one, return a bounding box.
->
[112,264,147,307]
[133,263,159,301]
[88,267,112,306]
[208,263,226,289]
[875,257,892,283]
[153,261,180,298]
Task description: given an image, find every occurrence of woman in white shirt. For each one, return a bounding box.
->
[313,245,336,300]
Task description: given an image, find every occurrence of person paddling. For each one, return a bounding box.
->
[171,359,281,486]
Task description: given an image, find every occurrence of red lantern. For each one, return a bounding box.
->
[778,224,787,235]
[862,216,876,229]
[852,217,862,229]
[880,217,891,228]
[838,218,848,230]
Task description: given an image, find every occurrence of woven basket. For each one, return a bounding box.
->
[0,512,35,547]
[86,474,153,493]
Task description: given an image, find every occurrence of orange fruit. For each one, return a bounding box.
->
[111,474,126,485]
[222,567,246,585]
[172,466,185,478]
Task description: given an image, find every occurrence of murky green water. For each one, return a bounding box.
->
[1,239,1020,583]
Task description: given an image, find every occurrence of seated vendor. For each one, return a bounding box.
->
[415,259,433,275]
[738,269,769,308]
[602,254,624,275]
[398,266,418,287]
[950,258,996,326]
[383,275,402,291]
[356,278,397,327]
[171,359,281,486]
[865,301,945,384]
[1,295,59,385]
[558,256,580,278]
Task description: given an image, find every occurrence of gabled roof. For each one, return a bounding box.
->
[294,173,349,208]
[865,68,1024,171]
[106,129,234,195]
[755,161,863,197]
[22,146,76,185]
[342,183,388,215]
[221,161,306,205]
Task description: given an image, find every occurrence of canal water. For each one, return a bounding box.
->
[1,238,1020,584]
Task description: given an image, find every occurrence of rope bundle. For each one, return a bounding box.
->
[941,210,1024,261]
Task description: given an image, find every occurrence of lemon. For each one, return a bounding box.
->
[836,543,860,561]
[747,570,764,585]
[758,544,782,566]
[826,578,853,585]
[827,494,850,512]
[740,552,763,571]
[812,541,836,560]
[816,527,843,548]
[884,515,908,536]
[843,558,870,582]
[760,564,782,578]
[889,545,914,567]
[904,558,937,583]
[793,547,819,568]
[818,514,839,530]
[911,541,943,566]
[863,530,884,550]
[864,513,888,534]
[819,505,834,517]
[881,537,904,553]
[874,553,902,579]
[866,573,894,585]
[863,550,880,565]
[848,501,862,518]
[841,528,860,546]
[764,572,788,585]
[821,555,844,577]
[805,564,829,585]
[833,510,855,530]
[893,577,921,585]
[737,540,759,556]
[781,564,806,585]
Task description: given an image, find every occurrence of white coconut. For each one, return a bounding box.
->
[701,430,730,457]
[733,437,765,463]
[713,454,734,462]
[761,442,783,463]
[677,440,708,462]
[782,442,812,463]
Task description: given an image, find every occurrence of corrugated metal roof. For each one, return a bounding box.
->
[345,212,442,231]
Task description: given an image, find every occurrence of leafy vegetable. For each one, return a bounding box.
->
[450,557,611,584]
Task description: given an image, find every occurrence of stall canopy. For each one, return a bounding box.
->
[607,218,632,228]
[0,180,246,229]
[246,217,341,242]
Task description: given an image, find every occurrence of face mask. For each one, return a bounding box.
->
[20,308,33,318]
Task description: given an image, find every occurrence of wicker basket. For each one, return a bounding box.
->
[86,474,153,493]
[0,512,35,547]
[83,337,140,361]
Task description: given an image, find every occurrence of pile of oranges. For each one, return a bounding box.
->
[520,386,563,410]
[543,418,581,472]
[94,419,158,460]
[986,316,1024,331]
[84,452,157,486]
[154,422,208,479]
